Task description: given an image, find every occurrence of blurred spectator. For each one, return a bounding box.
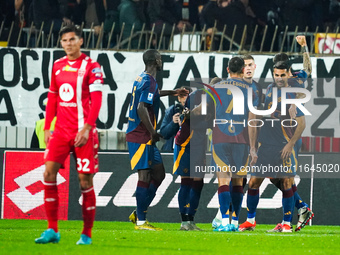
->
[118,0,146,49]
[276,0,321,32]
[15,0,33,27]
[148,0,181,35]
[81,0,106,35]
[0,0,15,28]
[176,0,200,30]
[329,0,340,28]
[200,0,254,50]
[148,0,189,48]
[249,0,278,51]
[198,0,209,12]
[64,0,84,25]
[103,0,120,33]
[200,0,220,32]
[32,0,71,33]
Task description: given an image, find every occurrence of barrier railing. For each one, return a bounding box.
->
[0,21,339,55]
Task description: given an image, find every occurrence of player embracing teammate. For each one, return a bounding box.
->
[239,36,314,233]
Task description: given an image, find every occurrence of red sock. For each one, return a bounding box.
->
[82,187,96,238]
[44,181,59,232]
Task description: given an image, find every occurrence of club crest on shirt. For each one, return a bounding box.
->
[78,69,85,77]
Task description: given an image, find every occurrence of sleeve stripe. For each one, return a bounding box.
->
[49,89,58,93]
[89,83,102,92]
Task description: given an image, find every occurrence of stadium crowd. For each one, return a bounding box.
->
[0,0,339,50]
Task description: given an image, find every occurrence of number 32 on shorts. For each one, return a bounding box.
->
[77,158,90,172]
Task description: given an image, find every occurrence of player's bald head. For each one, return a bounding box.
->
[143,49,161,66]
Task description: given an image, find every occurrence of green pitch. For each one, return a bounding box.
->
[0,219,339,254]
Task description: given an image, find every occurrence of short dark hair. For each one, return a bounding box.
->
[273,61,290,71]
[242,54,254,61]
[273,53,289,64]
[59,24,82,38]
[228,57,244,74]
[143,49,160,66]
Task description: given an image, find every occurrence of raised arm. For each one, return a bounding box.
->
[296,35,312,76]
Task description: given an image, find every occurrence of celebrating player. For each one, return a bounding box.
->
[268,37,314,232]
[192,57,258,231]
[239,61,306,233]
[35,25,103,245]
[126,49,188,231]
[212,54,261,229]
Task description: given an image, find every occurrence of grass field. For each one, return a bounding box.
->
[0,219,339,255]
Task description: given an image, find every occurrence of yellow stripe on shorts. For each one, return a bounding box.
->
[131,144,146,170]
[172,131,193,174]
[212,145,230,171]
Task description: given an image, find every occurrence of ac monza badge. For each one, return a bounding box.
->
[78,69,85,77]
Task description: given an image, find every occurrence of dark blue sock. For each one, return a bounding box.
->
[136,181,149,221]
[218,185,231,219]
[231,185,243,221]
[292,184,308,209]
[145,179,161,208]
[188,179,204,217]
[247,188,259,219]
[178,178,192,218]
[282,188,294,222]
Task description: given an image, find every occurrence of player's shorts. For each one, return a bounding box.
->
[211,143,249,177]
[127,142,162,170]
[44,128,99,174]
[173,141,206,177]
[251,144,297,178]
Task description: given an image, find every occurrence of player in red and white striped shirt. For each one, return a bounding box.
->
[35,25,103,245]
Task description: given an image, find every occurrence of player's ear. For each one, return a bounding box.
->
[227,67,230,74]
[79,37,83,46]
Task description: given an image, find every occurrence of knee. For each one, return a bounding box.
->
[44,162,60,182]
[249,179,260,189]
[282,178,293,190]
[218,177,230,187]
[43,170,57,182]
[138,170,151,183]
[231,177,244,186]
[78,175,93,190]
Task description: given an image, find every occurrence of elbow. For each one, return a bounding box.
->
[137,103,144,115]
